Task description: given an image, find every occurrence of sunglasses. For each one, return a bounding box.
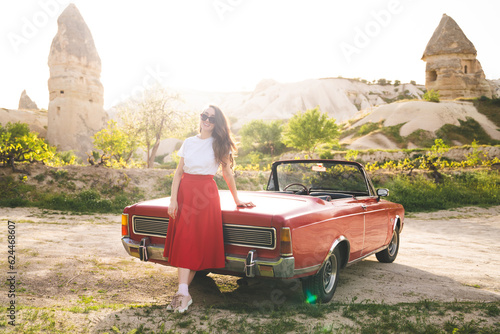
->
[200,113,216,124]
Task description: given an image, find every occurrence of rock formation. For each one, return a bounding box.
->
[215,78,424,130]
[47,3,107,157]
[343,100,500,150]
[0,108,48,137]
[18,90,38,110]
[422,14,492,100]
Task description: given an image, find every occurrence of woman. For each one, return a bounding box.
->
[164,105,254,313]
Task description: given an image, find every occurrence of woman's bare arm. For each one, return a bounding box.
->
[168,157,185,218]
[221,155,255,207]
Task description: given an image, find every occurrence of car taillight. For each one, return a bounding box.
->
[121,214,129,237]
[280,227,292,256]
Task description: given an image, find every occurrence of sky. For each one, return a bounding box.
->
[1,0,499,110]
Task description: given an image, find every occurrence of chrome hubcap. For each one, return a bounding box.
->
[388,231,398,256]
[323,255,338,294]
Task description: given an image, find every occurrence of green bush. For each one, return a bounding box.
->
[423,89,440,102]
[0,176,34,207]
[319,150,334,159]
[357,122,381,136]
[381,171,500,212]
[0,174,144,213]
[381,124,405,145]
[0,122,55,170]
[405,129,436,148]
[35,190,113,213]
[436,117,496,145]
[472,97,500,128]
[155,174,175,196]
[283,107,340,157]
[0,197,29,208]
[240,119,285,155]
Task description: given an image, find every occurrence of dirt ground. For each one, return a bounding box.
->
[0,205,499,332]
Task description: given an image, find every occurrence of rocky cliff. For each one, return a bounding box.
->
[342,100,500,150]
[422,14,492,99]
[180,77,425,130]
[46,4,108,158]
[18,90,39,110]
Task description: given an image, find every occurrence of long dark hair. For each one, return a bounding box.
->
[207,105,236,169]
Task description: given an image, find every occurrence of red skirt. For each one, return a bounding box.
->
[163,173,225,271]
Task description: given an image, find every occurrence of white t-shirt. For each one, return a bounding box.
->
[178,135,220,175]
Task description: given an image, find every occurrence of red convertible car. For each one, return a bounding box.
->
[121,160,404,303]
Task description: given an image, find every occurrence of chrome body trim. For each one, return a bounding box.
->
[346,245,388,266]
[293,263,322,276]
[121,237,295,278]
[394,215,403,233]
[245,250,257,277]
[139,237,150,261]
[323,236,347,266]
[345,215,403,267]
[294,236,349,276]
[225,254,295,278]
[122,237,168,260]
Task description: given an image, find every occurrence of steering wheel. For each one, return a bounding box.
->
[283,183,309,194]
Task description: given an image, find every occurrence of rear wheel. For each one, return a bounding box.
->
[301,248,341,304]
[376,228,400,263]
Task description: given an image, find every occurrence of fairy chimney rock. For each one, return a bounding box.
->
[422,14,492,99]
[47,3,107,157]
[18,90,39,110]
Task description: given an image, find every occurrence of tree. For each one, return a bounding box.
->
[0,122,55,172]
[423,89,440,103]
[430,138,449,160]
[92,120,138,166]
[117,85,184,168]
[240,120,284,155]
[377,78,388,86]
[413,138,449,183]
[282,107,340,158]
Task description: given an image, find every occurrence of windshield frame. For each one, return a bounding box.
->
[267,159,376,197]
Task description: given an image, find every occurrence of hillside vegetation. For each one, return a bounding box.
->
[341,98,500,150]
[1,144,499,213]
[1,94,499,214]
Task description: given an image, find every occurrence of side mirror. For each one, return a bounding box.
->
[376,188,389,197]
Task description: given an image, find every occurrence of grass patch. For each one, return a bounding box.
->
[380,123,405,146]
[405,129,436,148]
[472,97,500,128]
[436,117,498,146]
[0,175,144,214]
[2,301,497,333]
[358,122,382,137]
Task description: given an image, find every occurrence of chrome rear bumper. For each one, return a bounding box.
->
[122,237,295,278]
